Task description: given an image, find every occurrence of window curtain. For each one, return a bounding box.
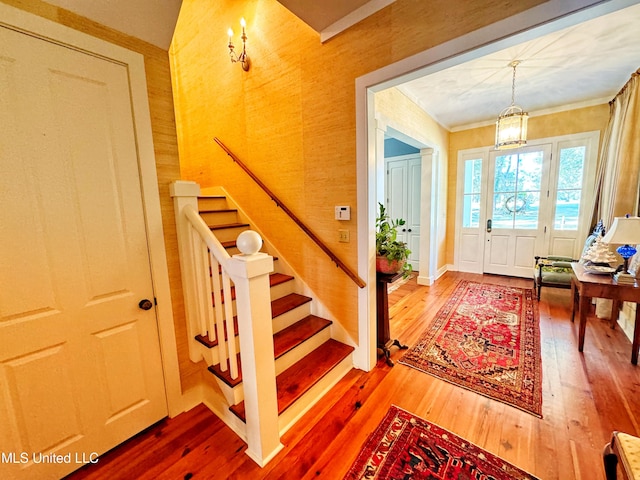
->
[591,68,640,228]
[590,68,640,321]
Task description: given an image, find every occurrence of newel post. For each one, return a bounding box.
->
[170,180,201,362]
[226,231,283,466]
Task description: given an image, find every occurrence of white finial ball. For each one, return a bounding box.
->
[236,230,262,255]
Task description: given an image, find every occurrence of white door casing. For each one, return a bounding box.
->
[0,6,179,478]
[357,0,624,371]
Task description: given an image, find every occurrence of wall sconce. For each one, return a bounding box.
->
[228,18,250,71]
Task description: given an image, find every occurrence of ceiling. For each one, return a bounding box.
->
[276,0,373,31]
[397,2,640,130]
[45,1,640,131]
[276,0,396,41]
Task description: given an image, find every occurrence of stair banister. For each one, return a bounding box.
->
[170,181,283,465]
[183,205,238,376]
[214,137,366,289]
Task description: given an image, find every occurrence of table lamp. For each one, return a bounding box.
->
[602,215,640,283]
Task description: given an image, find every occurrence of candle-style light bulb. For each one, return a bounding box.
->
[227,28,234,40]
[240,18,246,30]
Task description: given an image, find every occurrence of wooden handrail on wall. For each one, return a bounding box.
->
[214,137,366,289]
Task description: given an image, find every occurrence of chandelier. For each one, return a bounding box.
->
[495,60,528,150]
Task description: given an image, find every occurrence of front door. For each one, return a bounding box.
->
[0,24,167,480]
[483,145,552,277]
[456,134,597,277]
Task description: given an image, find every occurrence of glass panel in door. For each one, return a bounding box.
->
[554,146,585,230]
[491,150,543,229]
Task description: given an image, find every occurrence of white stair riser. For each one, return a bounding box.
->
[211,227,250,243]
[210,275,293,303]
[272,302,312,333]
[198,197,229,211]
[201,210,239,225]
[269,280,295,301]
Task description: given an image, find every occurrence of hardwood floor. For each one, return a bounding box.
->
[66,271,640,480]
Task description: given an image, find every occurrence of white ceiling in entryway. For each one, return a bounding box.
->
[397,2,640,130]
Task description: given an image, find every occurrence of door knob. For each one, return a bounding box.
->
[138,299,153,310]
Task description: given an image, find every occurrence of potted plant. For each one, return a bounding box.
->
[376,202,412,278]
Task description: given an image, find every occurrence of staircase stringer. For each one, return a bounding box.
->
[201,381,248,441]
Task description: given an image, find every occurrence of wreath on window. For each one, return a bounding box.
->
[503,194,527,214]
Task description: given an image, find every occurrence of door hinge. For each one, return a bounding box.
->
[154,297,158,306]
[544,226,547,233]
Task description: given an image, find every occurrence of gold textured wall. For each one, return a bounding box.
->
[446,103,610,265]
[2,0,199,391]
[375,88,450,271]
[170,0,544,338]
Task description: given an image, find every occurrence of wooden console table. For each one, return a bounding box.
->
[570,262,640,364]
[376,272,408,367]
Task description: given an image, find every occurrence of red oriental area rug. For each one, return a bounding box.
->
[344,405,539,479]
[399,280,542,417]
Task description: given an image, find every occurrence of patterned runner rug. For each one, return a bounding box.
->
[399,280,542,417]
[344,405,539,479]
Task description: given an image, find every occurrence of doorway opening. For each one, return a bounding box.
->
[353,0,631,371]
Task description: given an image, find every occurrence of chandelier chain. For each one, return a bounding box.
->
[511,62,517,106]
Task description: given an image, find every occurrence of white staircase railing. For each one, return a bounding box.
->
[170,180,283,466]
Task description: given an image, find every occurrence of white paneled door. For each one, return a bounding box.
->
[386,155,421,270]
[0,24,167,480]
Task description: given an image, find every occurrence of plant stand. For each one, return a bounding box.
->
[376,272,408,366]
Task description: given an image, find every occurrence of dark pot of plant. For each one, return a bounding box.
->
[375,202,412,278]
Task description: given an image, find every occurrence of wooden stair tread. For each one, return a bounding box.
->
[271,293,312,318]
[273,315,332,359]
[195,316,239,348]
[209,223,249,230]
[199,208,237,214]
[208,354,242,388]
[273,339,353,415]
[270,273,294,287]
[205,315,332,383]
[230,339,354,421]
